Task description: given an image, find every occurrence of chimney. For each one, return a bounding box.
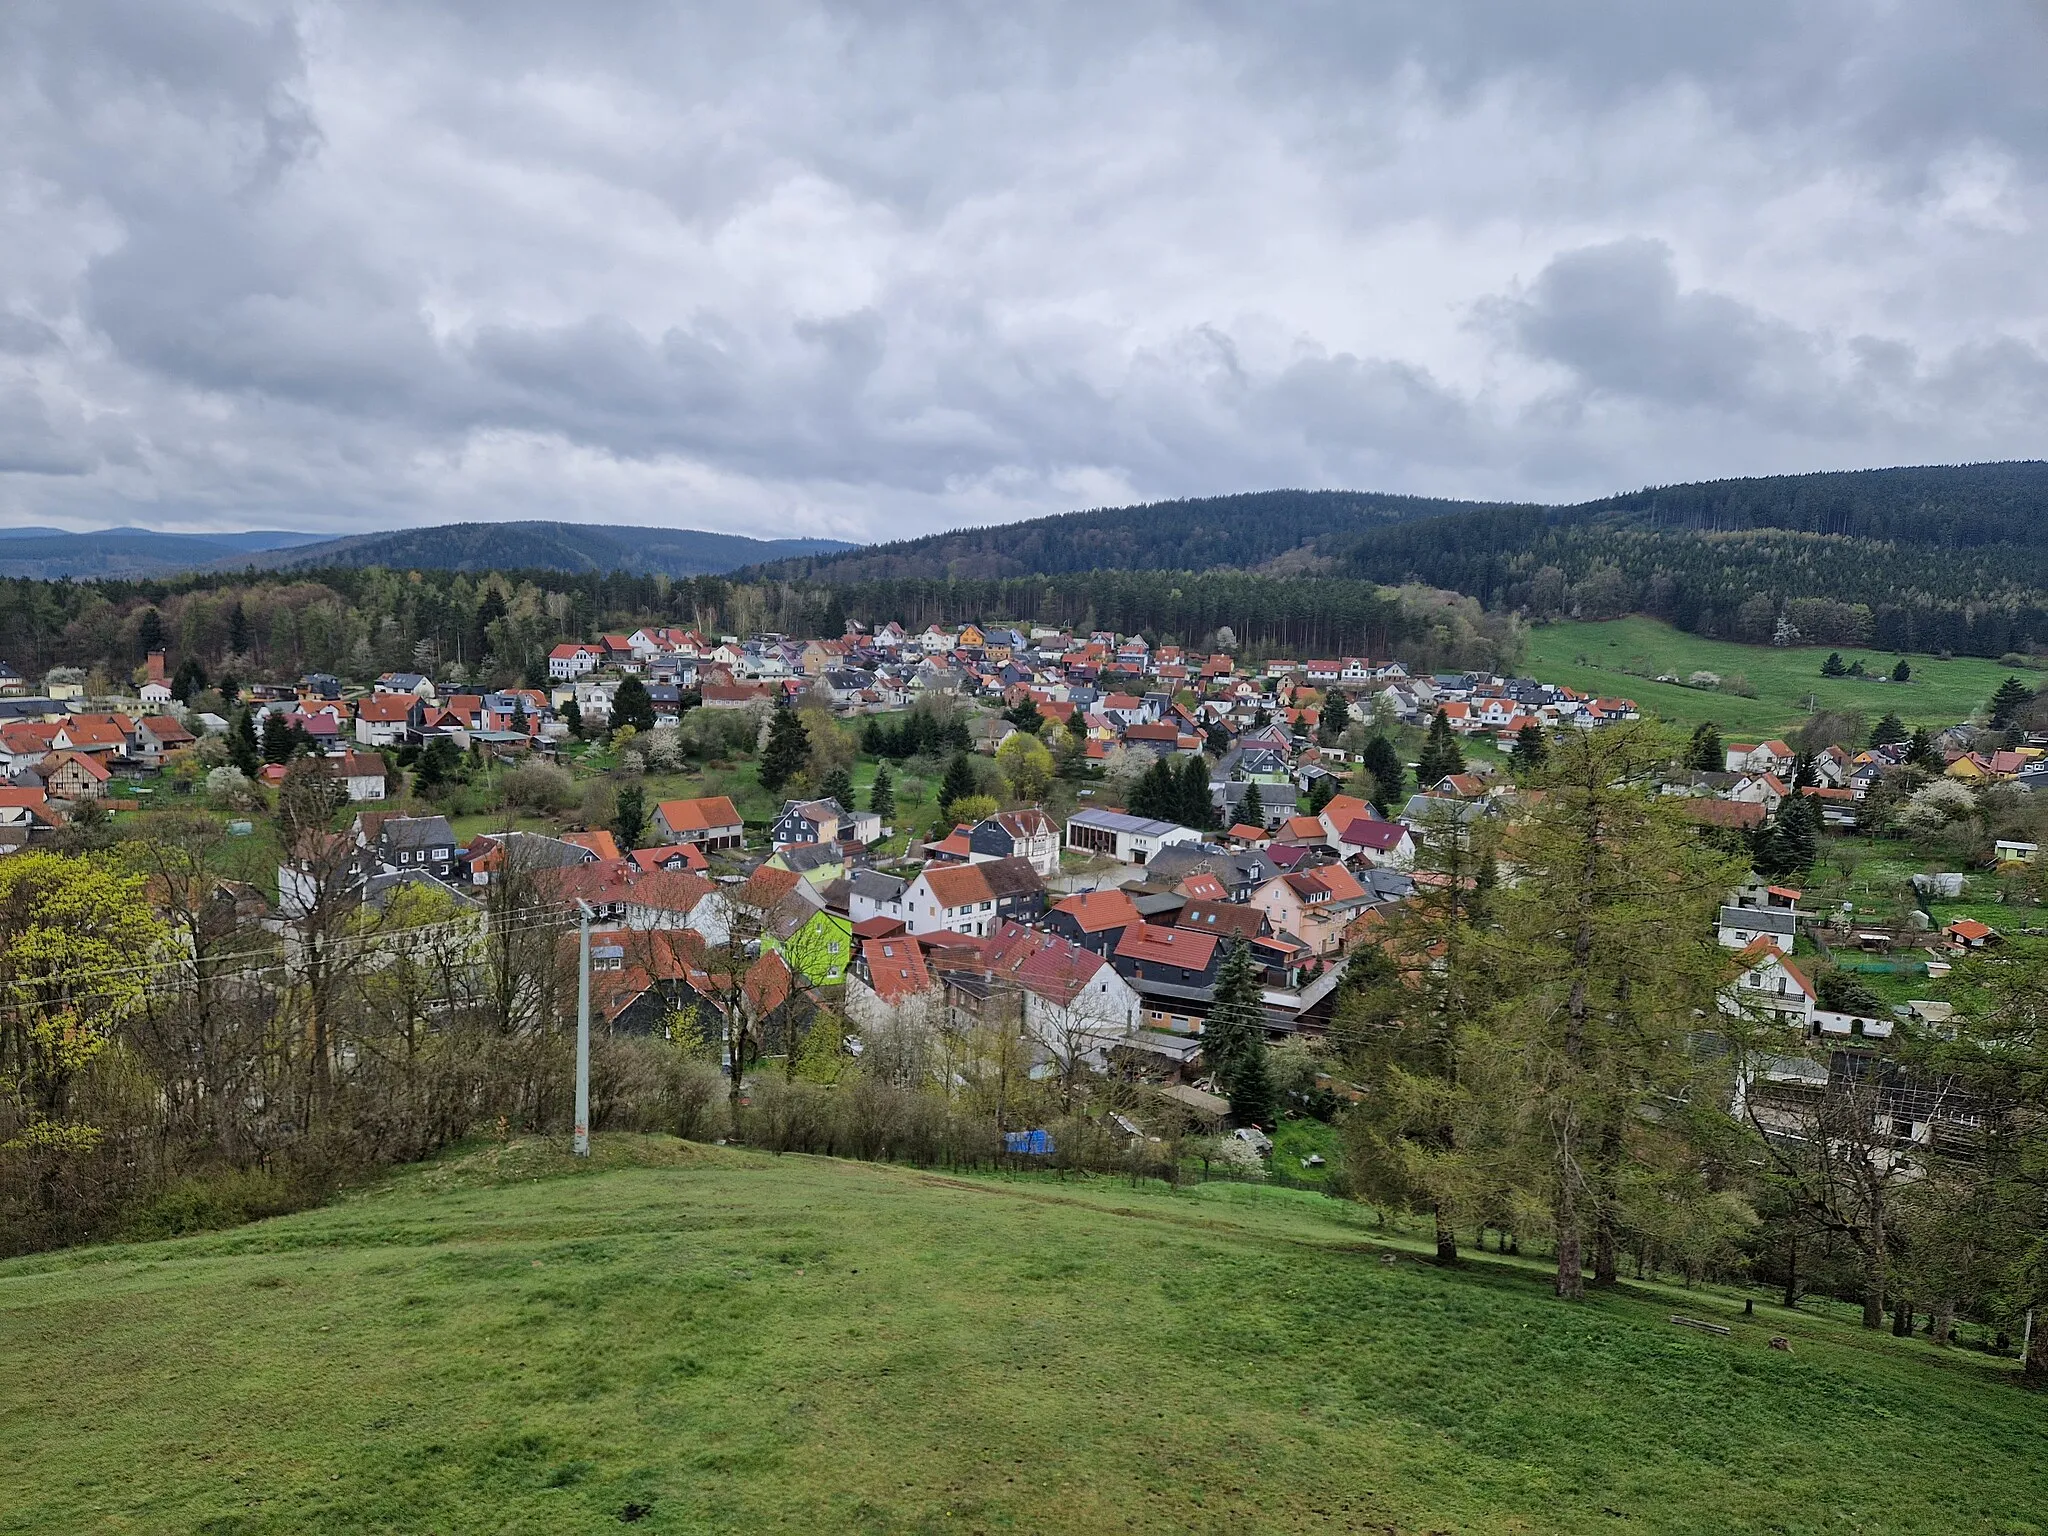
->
[147,650,167,684]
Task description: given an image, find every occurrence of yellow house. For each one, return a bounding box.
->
[956,623,986,649]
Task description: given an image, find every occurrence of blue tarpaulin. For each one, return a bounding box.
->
[1004,1129,1053,1156]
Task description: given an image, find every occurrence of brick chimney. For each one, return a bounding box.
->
[146,650,167,684]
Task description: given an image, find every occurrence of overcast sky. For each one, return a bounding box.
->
[3,2,2045,540]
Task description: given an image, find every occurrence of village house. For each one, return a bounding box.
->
[652,795,744,852]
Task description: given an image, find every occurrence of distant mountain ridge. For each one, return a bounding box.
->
[0,527,330,579]
[0,521,854,580]
[245,522,855,578]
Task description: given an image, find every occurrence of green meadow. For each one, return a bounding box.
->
[4,1137,2042,1535]
[1523,617,2024,738]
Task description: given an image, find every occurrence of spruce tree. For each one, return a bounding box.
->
[1510,721,1549,775]
[614,783,647,850]
[1871,712,1907,746]
[1891,659,1911,683]
[1686,721,1724,771]
[260,710,292,764]
[938,752,978,819]
[821,765,855,810]
[1361,735,1406,811]
[1205,940,1273,1126]
[229,709,261,777]
[1417,710,1465,784]
[1238,780,1265,829]
[759,706,811,794]
[1179,754,1215,829]
[868,763,895,820]
[1906,726,1944,771]
[1988,676,2032,730]
[1319,689,1350,745]
[136,607,165,658]
[1821,652,1846,677]
[1127,757,1176,821]
[1304,775,1336,817]
[612,675,656,734]
[563,699,584,738]
[227,601,251,656]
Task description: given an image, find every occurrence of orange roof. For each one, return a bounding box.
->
[1320,793,1377,827]
[47,750,111,782]
[656,795,741,833]
[919,863,995,909]
[629,843,708,874]
[563,829,623,861]
[355,695,417,723]
[1052,887,1140,934]
[1948,918,1994,940]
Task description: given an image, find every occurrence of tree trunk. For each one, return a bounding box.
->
[1892,1297,1913,1338]
[2025,1310,2046,1389]
[1782,1234,1800,1308]
[1433,1203,1458,1265]
[1933,1300,1954,1347]
[1593,1113,1622,1288]
[1861,1249,1887,1331]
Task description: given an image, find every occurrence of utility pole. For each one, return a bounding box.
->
[575,898,593,1157]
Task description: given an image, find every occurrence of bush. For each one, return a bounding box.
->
[500,761,575,813]
[123,1167,307,1240]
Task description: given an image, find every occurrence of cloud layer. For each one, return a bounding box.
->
[2,1,2045,538]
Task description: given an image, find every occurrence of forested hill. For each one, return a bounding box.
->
[764,462,2048,657]
[1323,462,2048,654]
[242,522,854,578]
[745,489,1515,581]
[1570,461,2048,547]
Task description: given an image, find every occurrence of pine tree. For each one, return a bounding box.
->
[1686,721,1724,771]
[1988,676,2032,730]
[760,707,812,794]
[136,607,165,658]
[614,783,647,850]
[1416,710,1465,784]
[1871,712,1907,746]
[1238,780,1265,829]
[938,752,978,818]
[612,675,656,734]
[563,699,584,739]
[820,590,847,640]
[473,587,507,666]
[1891,659,1911,683]
[1510,721,1549,774]
[227,601,251,656]
[868,763,895,820]
[821,766,855,810]
[1361,735,1406,811]
[1204,941,1273,1126]
[1821,652,1846,677]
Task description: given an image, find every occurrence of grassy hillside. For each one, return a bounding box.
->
[1524,617,2023,737]
[4,1138,2040,1534]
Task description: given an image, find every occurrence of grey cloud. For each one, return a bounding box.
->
[1,2,2045,535]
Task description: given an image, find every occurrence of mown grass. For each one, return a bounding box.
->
[1524,618,2021,736]
[3,1137,2042,1535]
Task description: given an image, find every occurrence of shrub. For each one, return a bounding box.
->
[500,761,575,813]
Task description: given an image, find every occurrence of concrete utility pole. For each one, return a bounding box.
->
[575,899,593,1157]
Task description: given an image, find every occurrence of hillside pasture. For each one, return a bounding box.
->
[1523,617,2023,737]
[3,1138,2043,1534]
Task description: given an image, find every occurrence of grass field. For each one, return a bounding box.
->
[5,1138,2043,1535]
[1523,618,2025,737]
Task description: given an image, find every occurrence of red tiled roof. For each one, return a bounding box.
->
[1113,924,1218,970]
[861,937,935,1003]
